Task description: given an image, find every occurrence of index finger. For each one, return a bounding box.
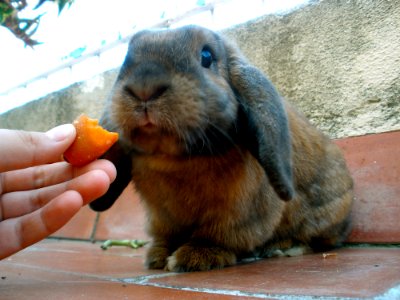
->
[0,124,76,173]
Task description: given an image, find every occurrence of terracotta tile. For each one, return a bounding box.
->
[94,183,149,241]
[3,240,153,278]
[148,248,400,299]
[51,205,97,240]
[1,283,248,300]
[0,264,247,300]
[1,240,257,299]
[335,130,400,243]
[3,240,400,299]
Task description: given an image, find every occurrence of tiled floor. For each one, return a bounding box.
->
[1,130,399,299]
[2,240,400,299]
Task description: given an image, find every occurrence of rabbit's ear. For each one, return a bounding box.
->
[227,44,294,201]
[89,113,132,212]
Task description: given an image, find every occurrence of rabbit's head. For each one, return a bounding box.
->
[109,27,242,156]
[92,25,294,211]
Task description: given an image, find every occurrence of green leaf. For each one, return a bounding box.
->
[57,0,74,14]
[2,0,74,46]
[0,3,14,24]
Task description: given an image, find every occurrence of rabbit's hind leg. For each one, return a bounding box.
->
[261,245,313,258]
[258,239,313,258]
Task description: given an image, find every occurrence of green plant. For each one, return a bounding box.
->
[0,0,74,46]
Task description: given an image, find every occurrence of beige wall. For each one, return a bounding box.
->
[1,0,399,138]
[0,70,117,132]
[223,0,400,138]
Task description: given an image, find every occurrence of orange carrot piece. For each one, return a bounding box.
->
[63,114,119,166]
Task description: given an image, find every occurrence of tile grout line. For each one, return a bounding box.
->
[114,275,359,300]
[118,276,400,300]
[374,284,400,300]
[89,212,101,242]
[344,243,400,248]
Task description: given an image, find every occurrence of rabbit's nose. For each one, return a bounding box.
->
[128,83,169,102]
[126,63,170,102]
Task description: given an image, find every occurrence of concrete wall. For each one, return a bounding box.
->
[223,0,400,138]
[0,70,118,132]
[1,0,399,138]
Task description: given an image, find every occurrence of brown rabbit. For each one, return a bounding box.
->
[90,25,353,272]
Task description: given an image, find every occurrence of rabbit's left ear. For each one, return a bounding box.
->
[226,42,294,201]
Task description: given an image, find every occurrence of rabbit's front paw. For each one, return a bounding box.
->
[165,244,237,272]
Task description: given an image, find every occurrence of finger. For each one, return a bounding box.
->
[0,190,82,260]
[1,169,112,220]
[1,159,116,194]
[0,124,75,173]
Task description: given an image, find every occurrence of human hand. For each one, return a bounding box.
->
[0,124,117,259]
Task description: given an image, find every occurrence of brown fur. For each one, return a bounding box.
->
[90,25,354,272]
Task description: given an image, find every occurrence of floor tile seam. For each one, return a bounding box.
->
[43,239,400,249]
[89,213,101,241]
[46,236,93,243]
[114,275,360,300]
[373,284,400,300]
[344,243,400,249]
[42,238,146,257]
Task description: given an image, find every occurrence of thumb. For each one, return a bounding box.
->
[45,124,76,143]
[0,124,76,173]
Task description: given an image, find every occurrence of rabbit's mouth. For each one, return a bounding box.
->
[136,110,157,129]
[131,104,162,131]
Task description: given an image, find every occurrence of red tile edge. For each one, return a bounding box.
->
[335,130,400,243]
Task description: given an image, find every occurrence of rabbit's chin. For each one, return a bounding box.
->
[126,125,186,156]
[130,107,159,127]
[134,121,158,133]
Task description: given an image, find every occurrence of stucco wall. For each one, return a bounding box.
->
[0,70,117,132]
[1,0,399,138]
[223,0,400,138]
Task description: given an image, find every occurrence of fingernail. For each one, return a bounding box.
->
[46,124,75,142]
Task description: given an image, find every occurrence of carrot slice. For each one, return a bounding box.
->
[63,114,119,166]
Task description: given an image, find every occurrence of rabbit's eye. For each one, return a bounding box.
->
[201,47,213,68]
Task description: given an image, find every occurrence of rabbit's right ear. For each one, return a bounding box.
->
[225,42,294,201]
[89,112,132,212]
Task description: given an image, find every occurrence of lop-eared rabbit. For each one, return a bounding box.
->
[90,25,353,272]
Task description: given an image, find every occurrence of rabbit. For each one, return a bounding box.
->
[90,25,354,272]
